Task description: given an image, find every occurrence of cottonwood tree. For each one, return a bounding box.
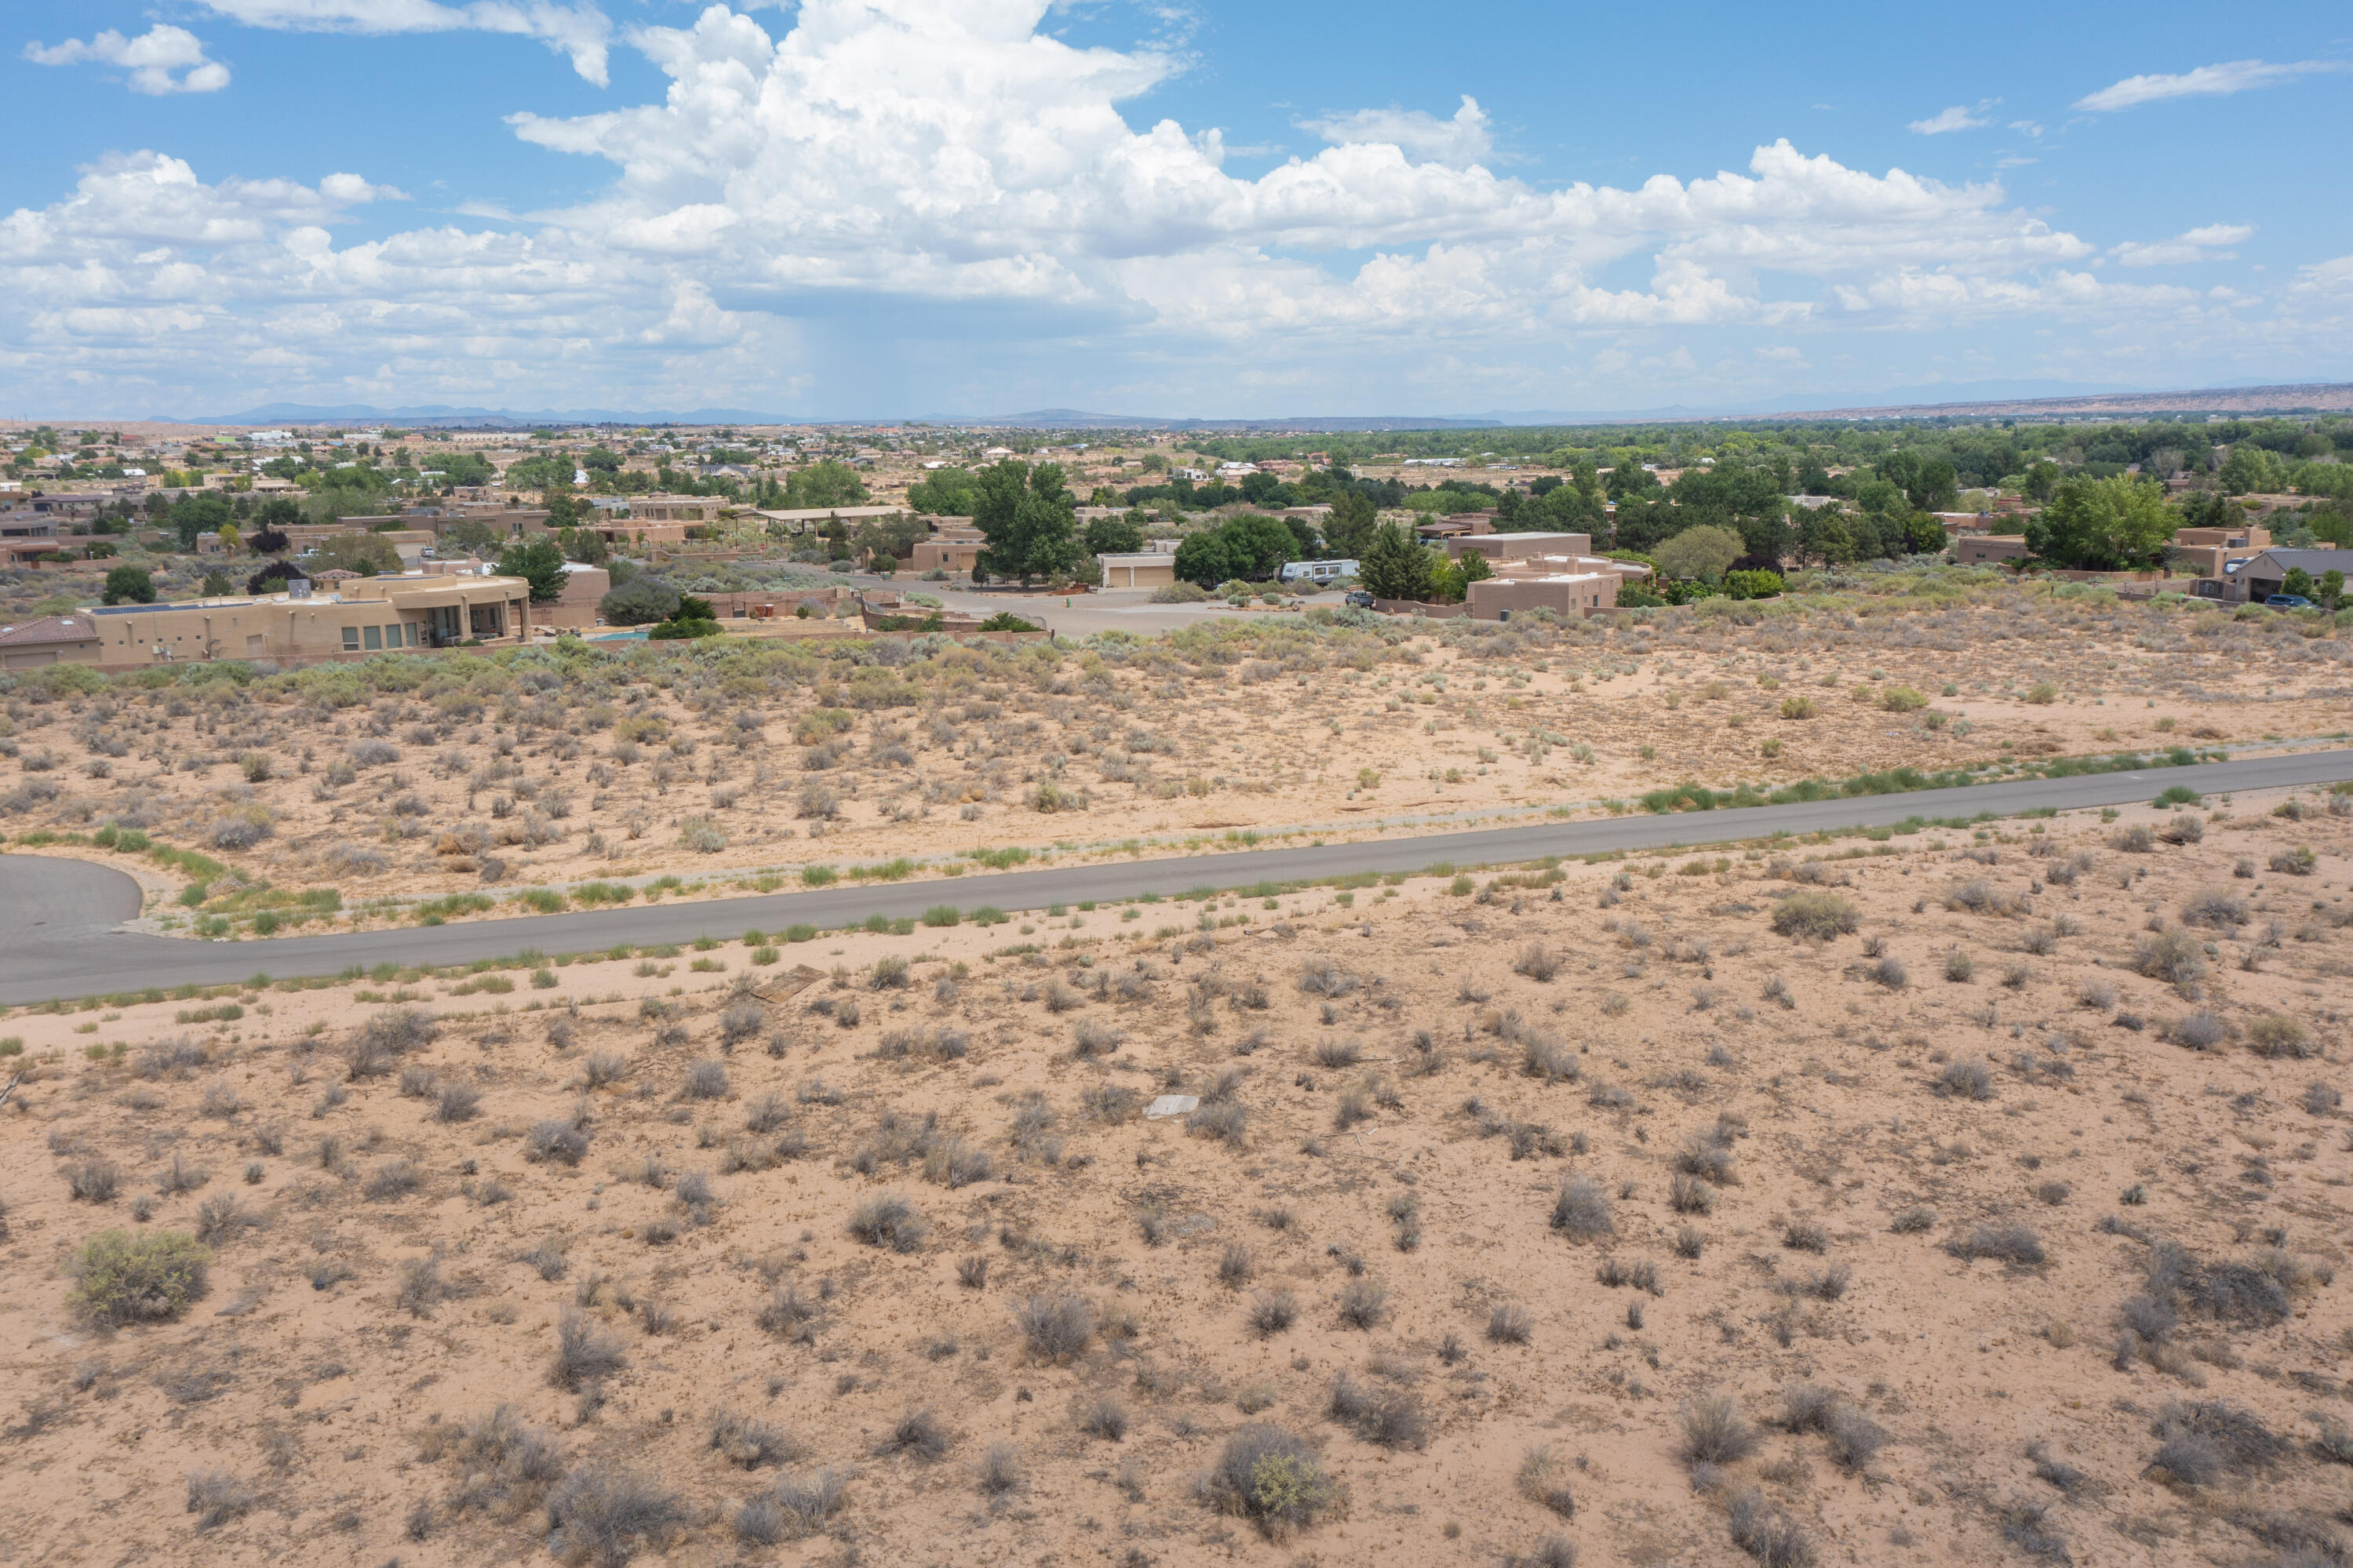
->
[2025,475,2173,570]
[973,460,1084,587]
[495,537,570,602]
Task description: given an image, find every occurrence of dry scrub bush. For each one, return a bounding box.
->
[526,1118,590,1166]
[1772,892,1857,940]
[1518,1443,1577,1517]
[185,1470,255,1532]
[69,1229,209,1324]
[1551,1177,1614,1239]
[549,1309,628,1389]
[735,1468,852,1544]
[1936,1057,1994,1099]
[847,1192,927,1252]
[1204,1424,1334,1539]
[1513,944,1560,981]
[1945,879,2029,917]
[422,1406,564,1515]
[1681,1392,1758,1465]
[877,1407,950,1461]
[2149,1400,2286,1487]
[1950,1224,2047,1266]
[65,1158,121,1202]
[2135,929,2208,989]
[545,1464,689,1567]
[1248,1290,1298,1337]
[1328,1371,1429,1449]
[2246,1014,2316,1058]
[1726,1489,1816,1567]
[1487,1302,1535,1344]
[1080,1395,1130,1441]
[710,1409,800,1470]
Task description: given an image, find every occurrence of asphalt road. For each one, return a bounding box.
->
[5,748,2351,1005]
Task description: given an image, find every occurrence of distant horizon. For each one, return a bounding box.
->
[5,376,2349,432]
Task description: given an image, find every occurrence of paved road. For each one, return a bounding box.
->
[5,748,2350,1005]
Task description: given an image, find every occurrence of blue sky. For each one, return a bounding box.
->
[4,0,2348,419]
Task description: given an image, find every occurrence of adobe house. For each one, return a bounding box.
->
[0,613,105,669]
[78,569,535,667]
[1467,569,1622,619]
[1443,532,1594,562]
[1955,535,2032,567]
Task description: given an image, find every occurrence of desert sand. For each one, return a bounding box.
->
[4,771,2352,1566]
[3,578,2348,941]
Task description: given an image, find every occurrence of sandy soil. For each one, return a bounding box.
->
[4,780,2353,1566]
[5,582,2350,940]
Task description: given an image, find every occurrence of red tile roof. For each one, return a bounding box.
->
[0,614,102,647]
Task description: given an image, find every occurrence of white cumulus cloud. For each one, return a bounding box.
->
[2,0,2323,410]
[24,24,231,94]
[197,0,613,84]
[1298,96,1494,168]
[2074,59,2345,113]
[2112,223,2255,267]
[1907,102,1994,135]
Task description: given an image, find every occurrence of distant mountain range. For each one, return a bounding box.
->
[173,402,787,427]
[151,380,2353,431]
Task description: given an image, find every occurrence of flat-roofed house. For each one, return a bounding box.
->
[78,569,534,667]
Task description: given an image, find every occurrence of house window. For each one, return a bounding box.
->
[363,625,382,650]
[342,627,360,651]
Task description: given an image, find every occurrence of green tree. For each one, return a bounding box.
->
[2283,566,2315,599]
[971,460,1084,587]
[2173,489,2233,530]
[1430,548,1493,602]
[1650,524,1745,583]
[599,578,681,625]
[1218,514,1299,580]
[1357,520,1434,602]
[443,517,504,555]
[1172,530,1235,587]
[200,569,233,597]
[311,532,402,576]
[172,491,231,550]
[542,492,583,530]
[495,537,570,602]
[2218,445,2276,496]
[1880,451,1959,512]
[1083,514,1145,556]
[2023,476,2174,569]
[1323,490,1379,556]
[1605,462,1659,501]
[254,497,304,531]
[102,565,155,605]
[2321,569,2345,609]
[905,467,976,515]
[2023,460,2062,502]
[1796,508,1859,566]
[784,460,871,509]
[1900,512,1950,554]
[1534,481,1601,533]
[559,525,610,565]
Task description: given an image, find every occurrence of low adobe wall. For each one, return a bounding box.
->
[1371,598,1470,619]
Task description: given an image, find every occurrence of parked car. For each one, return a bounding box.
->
[2264,594,2315,609]
[1343,590,1375,608]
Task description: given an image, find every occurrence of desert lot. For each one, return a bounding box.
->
[3,578,2351,940]
[4,771,2353,1566]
